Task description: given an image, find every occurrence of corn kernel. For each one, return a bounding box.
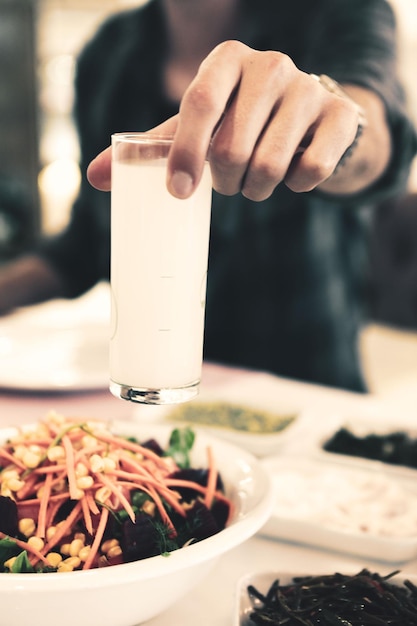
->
[1,469,19,481]
[95,486,111,503]
[76,475,94,490]
[81,434,97,449]
[46,445,66,462]
[28,444,42,454]
[78,546,91,562]
[69,538,84,557]
[107,545,122,559]
[142,500,156,516]
[90,454,104,473]
[46,552,63,567]
[57,563,74,573]
[13,445,27,460]
[4,556,16,569]
[46,526,57,541]
[102,457,117,473]
[28,536,44,551]
[22,450,41,469]
[101,539,119,554]
[18,518,36,537]
[60,543,71,556]
[7,478,25,492]
[75,462,88,478]
[71,487,85,500]
[62,556,81,569]
[46,411,65,426]
[1,486,12,498]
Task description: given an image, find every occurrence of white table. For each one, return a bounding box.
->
[1,285,417,624]
[1,361,417,625]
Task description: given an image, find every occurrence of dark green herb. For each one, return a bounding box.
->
[246,570,417,625]
[164,427,195,469]
[10,551,35,574]
[323,427,417,469]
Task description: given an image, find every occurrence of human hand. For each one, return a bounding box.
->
[87,40,363,201]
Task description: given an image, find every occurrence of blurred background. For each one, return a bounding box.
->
[0,0,416,393]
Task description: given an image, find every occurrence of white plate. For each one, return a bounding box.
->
[0,323,109,392]
[259,455,417,562]
[0,284,110,392]
[235,569,417,626]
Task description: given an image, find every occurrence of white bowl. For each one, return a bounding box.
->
[134,398,304,457]
[0,421,273,626]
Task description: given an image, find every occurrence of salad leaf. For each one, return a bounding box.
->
[10,550,35,574]
[165,427,195,469]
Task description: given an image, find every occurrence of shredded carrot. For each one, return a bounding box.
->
[82,507,109,570]
[81,495,94,535]
[36,471,53,539]
[85,491,100,516]
[90,431,170,468]
[94,474,135,523]
[204,446,218,509]
[61,434,79,500]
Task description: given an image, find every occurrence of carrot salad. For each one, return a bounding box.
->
[0,412,233,573]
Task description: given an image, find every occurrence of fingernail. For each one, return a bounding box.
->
[170,170,194,198]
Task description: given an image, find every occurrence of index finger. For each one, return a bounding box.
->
[167,41,251,198]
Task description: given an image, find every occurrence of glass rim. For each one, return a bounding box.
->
[111,132,175,145]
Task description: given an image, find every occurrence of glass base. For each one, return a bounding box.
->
[109,379,200,405]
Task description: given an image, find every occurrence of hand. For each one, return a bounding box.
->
[87,41,364,201]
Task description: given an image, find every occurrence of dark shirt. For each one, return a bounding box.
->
[39,0,417,392]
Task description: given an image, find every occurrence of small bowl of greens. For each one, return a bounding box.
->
[0,413,273,626]
[165,399,301,457]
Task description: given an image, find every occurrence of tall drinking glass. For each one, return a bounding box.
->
[110,133,212,404]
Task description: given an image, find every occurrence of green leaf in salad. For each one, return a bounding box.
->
[10,550,35,574]
[165,427,195,469]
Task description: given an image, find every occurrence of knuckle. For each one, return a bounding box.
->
[260,51,294,81]
[306,158,335,183]
[252,157,284,185]
[181,83,221,117]
[211,143,248,171]
[216,39,247,57]
[289,154,335,191]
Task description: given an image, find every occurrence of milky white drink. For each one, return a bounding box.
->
[110,134,212,404]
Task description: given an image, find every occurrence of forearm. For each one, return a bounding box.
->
[0,255,65,316]
[318,85,392,196]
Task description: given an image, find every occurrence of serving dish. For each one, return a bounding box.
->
[0,420,273,626]
[259,455,417,562]
[316,416,417,477]
[234,569,417,626]
[135,397,306,457]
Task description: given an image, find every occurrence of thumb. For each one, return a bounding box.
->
[87,116,180,192]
